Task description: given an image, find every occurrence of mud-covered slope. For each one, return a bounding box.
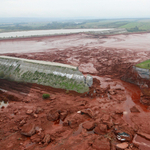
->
[1,33,150,150]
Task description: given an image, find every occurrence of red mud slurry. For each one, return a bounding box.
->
[123,81,149,111]
[133,134,150,150]
[72,123,83,136]
[1,33,150,149]
[100,33,150,51]
[1,33,150,54]
[122,81,150,130]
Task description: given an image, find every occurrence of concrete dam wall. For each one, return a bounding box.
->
[0,56,93,93]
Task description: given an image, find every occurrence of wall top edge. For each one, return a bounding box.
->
[0,56,78,70]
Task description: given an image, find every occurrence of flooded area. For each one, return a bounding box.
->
[0,28,112,38]
[0,32,150,54]
[100,33,150,51]
[1,32,150,149]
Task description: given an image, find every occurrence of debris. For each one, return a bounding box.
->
[94,124,107,135]
[42,134,51,145]
[116,142,129,149]
[130,106,140,113]
[60,111,68,120]
[80,109,94,118]
[26,109,33,115]
[68,119,78,128]
[21,123,35,136]
[47,110,60,121]
[20,119,26,126]
[108,89,116,95]
[115,109,123,114]
[35,107,43,114]
[13,109,18,115]
[13,126,19,131]
[79,100,87,106]
[33,114,38,118]
[31,133,44,143]
[35,127,42,134]
[101,114,110,122]
[77,111,81,114]
[82,121,95,131]
[50,95,56,100]
[116,132,131,142]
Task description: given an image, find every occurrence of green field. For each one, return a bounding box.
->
[0,18,150,33]
[136,60,150,69]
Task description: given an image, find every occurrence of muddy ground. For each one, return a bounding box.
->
[1,33,150,150]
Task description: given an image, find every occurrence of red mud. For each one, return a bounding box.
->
[1,33,150,150]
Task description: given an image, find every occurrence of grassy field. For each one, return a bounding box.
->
[0,18,150,33]
[120,20,150,32]
[136,60,150,69]
[75,19,150,32]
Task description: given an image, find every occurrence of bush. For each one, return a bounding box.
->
[42,93,50,99]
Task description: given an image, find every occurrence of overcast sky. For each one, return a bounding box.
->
[0,0,150,18]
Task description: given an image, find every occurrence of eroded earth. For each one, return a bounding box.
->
[1,33,150,150]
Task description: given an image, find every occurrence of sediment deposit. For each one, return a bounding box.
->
[1,32,150,150]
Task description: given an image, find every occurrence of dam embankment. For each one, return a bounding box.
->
[0,56,92,93]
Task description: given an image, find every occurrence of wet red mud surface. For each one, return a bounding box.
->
[1,33,150,149]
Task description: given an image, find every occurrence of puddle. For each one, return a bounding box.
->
[122,93,135,125]
[72,121,95,136]
[73,123,83,136]
[133,134,150,150]
[87,130,94,134]
[122,81,150,124]
[59,119,63,125]
[0,101,9,109]
[122,81,148,111]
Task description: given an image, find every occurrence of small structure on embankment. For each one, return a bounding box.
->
[0,56,93,93]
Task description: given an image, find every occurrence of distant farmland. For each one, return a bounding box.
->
[0,18,150,33]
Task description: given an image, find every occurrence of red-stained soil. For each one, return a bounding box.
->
[1,33,150,150]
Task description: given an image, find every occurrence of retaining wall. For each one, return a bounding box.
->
[0,56,93,93]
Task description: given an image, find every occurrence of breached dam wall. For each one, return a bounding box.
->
[0,56,93,93]
[122,66,150,87]
[133,66,150,80]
